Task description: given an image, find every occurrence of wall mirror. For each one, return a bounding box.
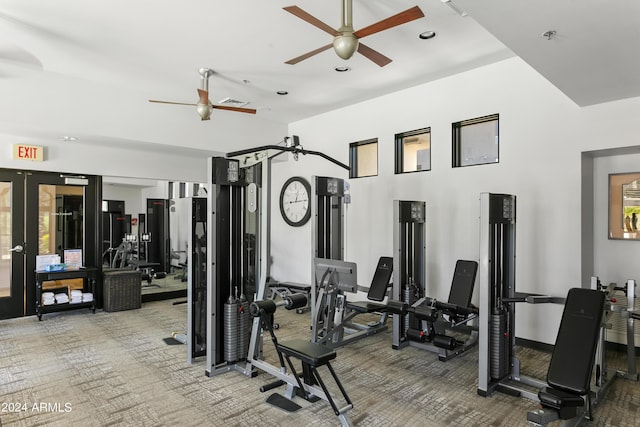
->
[609,172,640,239]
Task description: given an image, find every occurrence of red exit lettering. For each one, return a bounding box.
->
[13,144,44,162]
[18,146,38,159]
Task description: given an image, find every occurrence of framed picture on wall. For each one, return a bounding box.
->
[609,172,640,239]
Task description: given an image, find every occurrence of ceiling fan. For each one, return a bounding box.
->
[149,68,256,120]
[283,0,424,67]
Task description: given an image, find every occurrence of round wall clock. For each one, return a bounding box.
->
[279,176,311,227]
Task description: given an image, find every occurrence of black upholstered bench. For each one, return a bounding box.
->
[531,287,605,424]
[250,297,353,420]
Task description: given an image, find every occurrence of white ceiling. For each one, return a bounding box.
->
[0,0,637,155]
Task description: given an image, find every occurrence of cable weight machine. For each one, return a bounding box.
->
[391,200,426,349]
[203,156,263,377]
[477,193,566,400]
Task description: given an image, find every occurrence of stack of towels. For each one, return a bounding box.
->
[54,292,69,304]
[70,289,83,304]
[42,292,55,306]
[82,292,93,303]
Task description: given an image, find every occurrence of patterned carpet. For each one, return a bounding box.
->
[0,299,638,427]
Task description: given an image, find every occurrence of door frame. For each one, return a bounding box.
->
[0,168,102,318]
[0,170,26,319]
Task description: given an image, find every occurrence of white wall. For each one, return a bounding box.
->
[270,57,640,344]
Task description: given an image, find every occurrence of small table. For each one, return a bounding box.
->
[35,267,98,321]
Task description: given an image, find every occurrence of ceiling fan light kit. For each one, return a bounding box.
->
[284,1,424,67]
[333,32,359,59]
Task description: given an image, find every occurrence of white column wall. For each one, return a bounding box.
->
[270,57,640,344]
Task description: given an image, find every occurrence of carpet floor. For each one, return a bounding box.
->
[0,299,638,426]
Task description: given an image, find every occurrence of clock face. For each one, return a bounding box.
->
[279,177,311,227]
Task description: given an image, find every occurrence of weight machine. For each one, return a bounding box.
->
[389,200,479,361]
[475,193,613,402]
[527,280,639,426]
[191,140,355,425]
[476,192,566,400]
[202,156,262,376]
[309,176,390,348]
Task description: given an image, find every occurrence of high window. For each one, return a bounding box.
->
[349,138,378,178]
[395,127,431,174]
[452,114,499,167]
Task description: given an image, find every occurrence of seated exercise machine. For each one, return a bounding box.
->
[249,294,354,427]
[477,193,568,400]
[388,259,479,361]
[526,288,605,426]
[477,193,638,415]
[389,200,480,360]
[312,256,393,348]
[306,176,391,348]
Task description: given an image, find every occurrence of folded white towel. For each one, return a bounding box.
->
[55,295,69,303]
[42,292,54,298]
[42,299,56,306]
[82,296,93,302]
[70,290,83,296]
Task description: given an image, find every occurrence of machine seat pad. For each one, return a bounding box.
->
[277,339,336,367]
[276,282,312,291]
[539,387,585,409]
[346,301,387,314]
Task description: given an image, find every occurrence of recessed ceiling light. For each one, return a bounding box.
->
[419,31,437,40]
[276,90,288,96]
[60,136,77,141]
[335,66,351,72]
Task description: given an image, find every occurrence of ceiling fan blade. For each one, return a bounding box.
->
[353,6,425,39]
[357,43,392,67]
[197,89,209,105]
[149,100,196,106]
[211,105,257,115]
[283,6,341,36]
[285,43,333,65]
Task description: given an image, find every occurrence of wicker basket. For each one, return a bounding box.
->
[103,269,142,312]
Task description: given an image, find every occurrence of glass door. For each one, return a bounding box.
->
[0,170,26,319]
[24,172,101,316]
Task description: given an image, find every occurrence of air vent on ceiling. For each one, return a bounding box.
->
[218,97,250,108]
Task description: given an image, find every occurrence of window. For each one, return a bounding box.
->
[452,114,499,167]
[349,138,378,178]
[395,127,431,174]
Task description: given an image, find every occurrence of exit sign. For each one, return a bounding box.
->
[13,144,44,161]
